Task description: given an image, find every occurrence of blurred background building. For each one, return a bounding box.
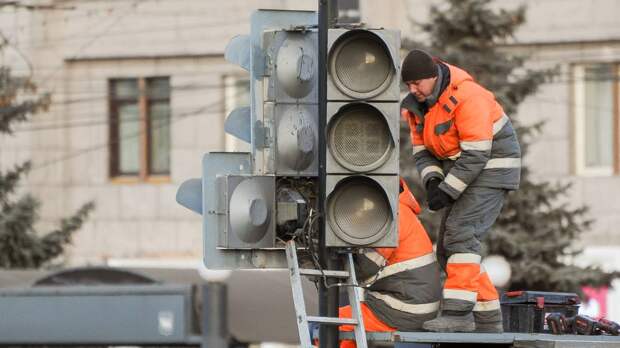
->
[1,0,619,319]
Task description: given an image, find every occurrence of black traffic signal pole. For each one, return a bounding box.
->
[318,1,339,348]
[201,283,228,348]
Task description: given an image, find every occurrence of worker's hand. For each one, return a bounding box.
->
[400,107,411,121]
[426,178,454,211]
[425,177,441,197]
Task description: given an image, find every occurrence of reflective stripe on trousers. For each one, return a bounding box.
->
[366,291,440,315]
[443,253,480,304]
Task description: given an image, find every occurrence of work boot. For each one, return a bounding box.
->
[422,311,476,333]
[474,307,504,333]
[474,320,503,333]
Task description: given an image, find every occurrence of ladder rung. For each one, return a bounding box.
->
[299,269,350,278]
[307,316,358,325]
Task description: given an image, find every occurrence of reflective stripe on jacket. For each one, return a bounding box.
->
[353,179,441,331]
[402,63,521,199]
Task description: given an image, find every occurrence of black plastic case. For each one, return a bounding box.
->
[500,291,581,333]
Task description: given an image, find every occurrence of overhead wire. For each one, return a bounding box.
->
[10,18,248,50]
[14,105,218,132]
[3,2,618,170]
[2,1,247,29]
[3,64,613,116]
[2,1,254,139]
[12,80,250,132]
[0,32,33,78]
[13,81,617,134]
[28,86,248,171]
[8,62,618,81]
[36,0,148,90]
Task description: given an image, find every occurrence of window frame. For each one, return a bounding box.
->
[572,63,620,176]
[145,77,172,176]
[109,76,171,183]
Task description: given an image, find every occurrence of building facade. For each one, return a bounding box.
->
[0,0,315,266]
[1,0,619,316]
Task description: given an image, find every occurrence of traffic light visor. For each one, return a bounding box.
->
[225,176,275,247]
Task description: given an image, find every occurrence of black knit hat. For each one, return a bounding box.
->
[401,49,438,82]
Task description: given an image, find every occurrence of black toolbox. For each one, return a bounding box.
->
[500,291,581,333]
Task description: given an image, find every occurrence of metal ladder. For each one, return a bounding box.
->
[285,240,367,348]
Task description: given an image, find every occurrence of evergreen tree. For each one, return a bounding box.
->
[0,36,94,268]
[401,0,617,293]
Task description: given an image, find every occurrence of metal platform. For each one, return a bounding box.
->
[341,331,620,347]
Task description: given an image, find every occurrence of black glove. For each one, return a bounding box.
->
[426,178,454,211]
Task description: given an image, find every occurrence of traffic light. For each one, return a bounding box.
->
[324,28,401,248]
[177,11,402,266]
[262,27,318,176]
[176,10,318,270]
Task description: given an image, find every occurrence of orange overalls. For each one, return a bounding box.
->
[401,62,519,318]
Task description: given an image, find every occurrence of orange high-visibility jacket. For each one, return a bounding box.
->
[401,63,521,199]
[353,178,441,331]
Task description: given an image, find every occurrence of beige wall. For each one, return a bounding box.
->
[395,0,620,247]
[1,0,619,266]
[1,0,315,265]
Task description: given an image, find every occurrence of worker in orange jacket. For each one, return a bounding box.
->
[339,178,441,347]
[400,49,521,333]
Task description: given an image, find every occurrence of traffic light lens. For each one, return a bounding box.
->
[329,104,393,172]
[328,178,392,245]
[330,32,393,98]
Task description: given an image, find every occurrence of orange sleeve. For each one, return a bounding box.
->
[402,108,425,146]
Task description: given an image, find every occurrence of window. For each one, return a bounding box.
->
[573,63,619,176]
[224,75,250,152]
[338,0,360,23]
[109,77,171,180]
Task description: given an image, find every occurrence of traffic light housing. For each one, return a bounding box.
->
[324,28,401,248]
[327,29,400,101]
[176,10,318,270]
[176,11,402,268]
[262,28,319,176]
